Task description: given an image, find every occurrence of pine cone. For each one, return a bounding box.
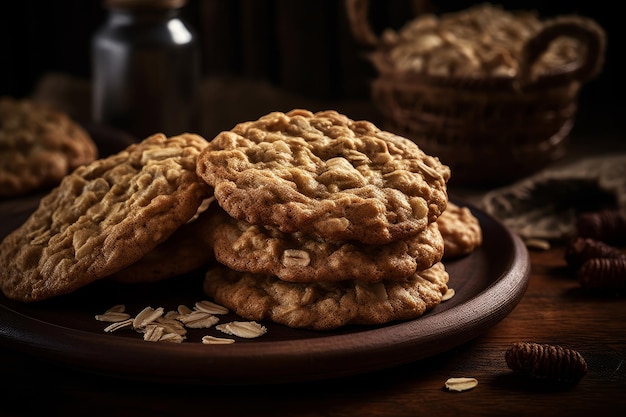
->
[578,257,626,291]
[564,237,625,270]
[576,209,626,246]
[505,342,587,383]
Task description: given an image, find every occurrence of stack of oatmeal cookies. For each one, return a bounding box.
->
[0,108,482,331]
[195,109,456,330]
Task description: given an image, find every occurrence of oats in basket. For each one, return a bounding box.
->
[382,3,582,78]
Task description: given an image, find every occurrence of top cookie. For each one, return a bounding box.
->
[0,97,98,197]
[196,109,450,244]
[0,133,211,302]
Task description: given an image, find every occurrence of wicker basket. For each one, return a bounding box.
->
[346,0,606,186]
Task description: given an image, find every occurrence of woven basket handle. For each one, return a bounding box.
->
[517,16,606,88]
[345,0,378,47]
[347,0,431,47]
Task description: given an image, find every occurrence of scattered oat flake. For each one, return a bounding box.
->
[163,310,180,320]
[96,300,269,343]
[133,306,164,329]
[103,318,133,332]
[143,324,165,342]
[202,335,236,345]
[195,300,229,315]
[444,377,478,392]
[105,304,126,313]
[159,332,185,343]
[216,321,267,338]
[177,311,220,329]
[95,311,131,322]
[155,317,188,335]
[441,288,455,301]
[177,304,193,315]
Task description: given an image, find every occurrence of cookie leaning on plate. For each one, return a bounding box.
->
[0,133,211,302]
[0,96,98,197]
[196,109,450,245]
[203,261,449,330]
[108,200,216,284]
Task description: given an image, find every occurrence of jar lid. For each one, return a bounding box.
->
[104,0,187,10]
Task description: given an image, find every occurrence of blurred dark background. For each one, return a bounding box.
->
[0,0,622,138]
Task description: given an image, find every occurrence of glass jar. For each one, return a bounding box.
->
[92,0,199,140]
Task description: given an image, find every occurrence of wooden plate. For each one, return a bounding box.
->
[0,199,529,384]
[0,123,530,384]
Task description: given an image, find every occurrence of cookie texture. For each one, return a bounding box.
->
[108,202,216,284]
[438,202,482,258]
[203,262,449,330]
[0,96,98,197]
[0,133,211,302]
[204,204,444,283]
[196,109,450,244]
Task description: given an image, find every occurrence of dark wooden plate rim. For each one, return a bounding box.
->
[0,202,530,385]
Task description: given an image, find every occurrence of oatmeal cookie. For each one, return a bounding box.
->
[203,262,449,330]
[0,133,211,302]
[108,204,216,284]
[204,204,444,283]
[0,97,98,197]
[196,109,450,245]
[437,202,482,258]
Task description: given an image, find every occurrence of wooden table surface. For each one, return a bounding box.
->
[1,243,624,417]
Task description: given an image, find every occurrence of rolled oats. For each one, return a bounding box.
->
[194,300,229,315]
[177,304,193,315]
[383,4,582,78]
[106,304,126,313]
[441,288,455,301]
[142,324,165,342]
[159,333,185,343]
[95,311,132,322]
[133,306,165,329]
[216,321,267,339]
[155,317,188,336]
[281,249,311,267]
[103,318,133,333]
[177,310,220,329]
[96,299,248,344]
[202,335,236,345]
[444,377,478,392]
